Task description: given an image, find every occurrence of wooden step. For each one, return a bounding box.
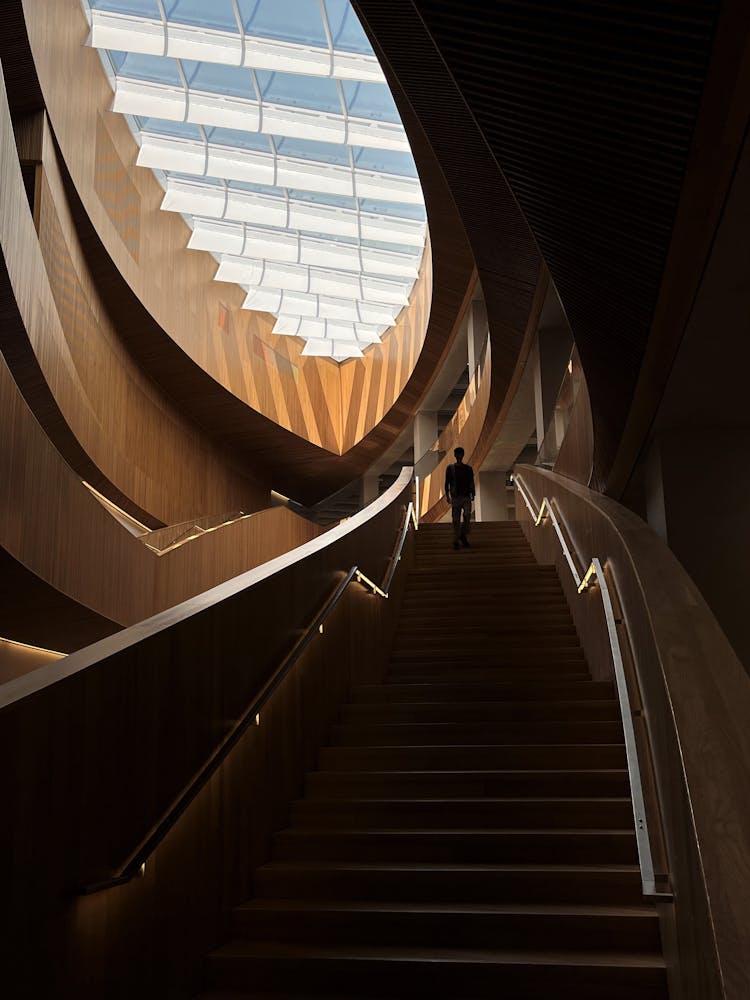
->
[272,828,638,864]
[340,700,619,724]
[318,743,628,771]
[396,610,574,624]
[253,861,646,906]
[395,615,573,628]
[389,645,586,670]
[353,680,613,702]
[290,797,634,830]
[232,899,660,952]
[384,667,591,683]
[206,941,666,998]
[392,632,582,651]
[329,720,624,747]
[305,769,631,799]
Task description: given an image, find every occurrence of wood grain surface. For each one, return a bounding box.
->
[515,464,750,1000]
[553,376,595,486]
[13,0,476,497]
[0,471,414,1000]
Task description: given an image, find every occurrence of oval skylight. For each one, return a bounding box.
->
[84,0,428,362]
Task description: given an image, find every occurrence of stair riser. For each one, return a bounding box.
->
[330,721,624,746]
[233,909,660,952]
[207,954,666,999]
[385,670,592,684]
[253,866,646,906]
[318,746,628,771]
[354,682,614,702]
[290,800,634,830]
[305,771,631,799]
[272,831,639,864]
[341,703,619,724]
[388,659,588,673]
[391,635,585,666]
[396,612,574,624]
[392,636,582,652]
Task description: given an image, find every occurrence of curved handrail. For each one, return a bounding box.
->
[80,487,419,894]
[515,472,671,902]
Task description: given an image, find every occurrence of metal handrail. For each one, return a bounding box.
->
[515,473,671,902]
[356,500,418,599]
[82,493,418,894]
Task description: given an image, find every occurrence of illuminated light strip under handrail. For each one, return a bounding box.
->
[0,636,65,659]
[81,567,357,894]
[81,487,418,895]
[514,473,671,902]
[82,480,150,535]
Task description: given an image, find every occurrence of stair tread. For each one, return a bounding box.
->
[211,940,665,967]
[236,899,656,918]
[259,860,641,874]
[295,796,632,805]
[310,769,628,778]
[321,742,627,750]
[279,828,636,836]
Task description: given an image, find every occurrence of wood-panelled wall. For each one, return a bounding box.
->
[515,464,750,1000]
[417,269,548,523]
[0,312,323,641]
[11,110,269,525]
[17,0,437,458]
[0,471,414,1000]
[552,375,594,486]
[419,343,492,521]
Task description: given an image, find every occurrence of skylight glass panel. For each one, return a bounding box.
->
[91,0,161,15]
[360,198,427,222]
[111,51,183,86]
[136,117,204,139]
[342,81,399,123]
[164,0,239,31]
[274,136,351,167]
[238,0,328,48]
[86,0,428,362]
[170,171,223,186]
[227,179,283,196]
[256,71,342,115]
[353,147,417,177]
[182,61,252,98]
[287,189,356,209]
[324,0,371,53]
[206,127,272,151]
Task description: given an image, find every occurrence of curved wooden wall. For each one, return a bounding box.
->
[552,375,594,486]
[516,464,750,1000]
[419,343,492,521]
[416,268,548,523]
[17,0,438,460]
[0,470,414,1000]
[9,109,269,525]
[0,303,322,644]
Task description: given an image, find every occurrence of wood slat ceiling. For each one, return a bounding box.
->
[352,0,545,477]
[355,0,726,487]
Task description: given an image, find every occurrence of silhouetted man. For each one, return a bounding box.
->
[445,447,475,549]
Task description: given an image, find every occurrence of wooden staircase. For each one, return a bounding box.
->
[198,521,667,999]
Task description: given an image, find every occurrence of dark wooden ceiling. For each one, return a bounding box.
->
[354,0,745,489]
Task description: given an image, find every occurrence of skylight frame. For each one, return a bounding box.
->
[83,0,428,363]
